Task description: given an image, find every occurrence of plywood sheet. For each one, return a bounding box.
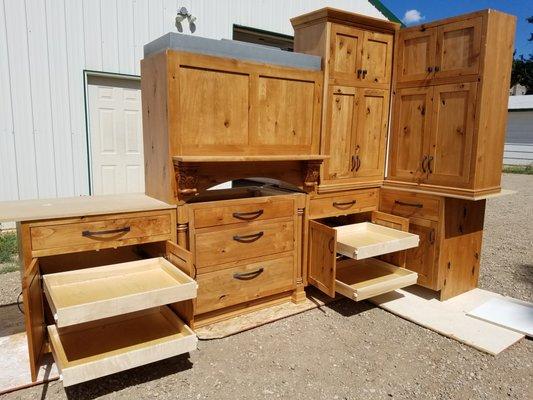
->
[0,193,174,223]
[370,287,525,354]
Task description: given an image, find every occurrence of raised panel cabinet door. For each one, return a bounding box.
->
[404,218,439,289]
[388,86,432,183]
[353,89,389,178]
[435,17,482,79]
[323,86,358,181]
[396,28,437,83]
[330,24,364,81]
[426,83,477,187]
[308,220,337,298]
[361,31,393,85]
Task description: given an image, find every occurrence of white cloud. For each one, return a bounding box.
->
[402,9,425,25]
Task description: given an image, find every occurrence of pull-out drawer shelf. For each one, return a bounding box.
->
[48,306,197,387]
[335,222,419,260]
[43,257,197,327]
[308,211,420,299]
[335,258,418,301]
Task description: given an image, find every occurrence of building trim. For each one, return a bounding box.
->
[368,0,404,25]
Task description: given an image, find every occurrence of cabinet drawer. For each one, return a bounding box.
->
[196,255,295,315]
[30,212,173,256]
[335,258,418,301]
[43,257,197,328]
[193,198,294,228]
[48,306,197,387]
[309,189,378,219]
[195,219,294,268]
[380,191,441,221]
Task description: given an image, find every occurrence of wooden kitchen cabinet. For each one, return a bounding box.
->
[387,10,515,199]
[292,9,398,192]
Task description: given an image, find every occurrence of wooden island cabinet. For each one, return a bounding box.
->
[1,6,515,389]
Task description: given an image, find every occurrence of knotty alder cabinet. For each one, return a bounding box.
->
[292,9,398,193]
[387,10,516,199]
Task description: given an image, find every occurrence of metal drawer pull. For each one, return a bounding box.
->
[233,231,264,243]
[333,200,356,209]
[394,200,423,208]
[427,156,434,174]
[233,267,264,280]
[82,226,131,237]
[421,155,428,173]
[232,209,264,220]
[355,155,361,172]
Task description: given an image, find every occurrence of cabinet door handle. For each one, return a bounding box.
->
[233,267,264,280]
[427,66,434,73]
[232,209,264,221]
[233,231,264,243]
[350,155,356,171]
[429,229,436,245]
[355,155,361,172]
[427,156,434,173]
[357,69,362,78]
[434,66,440,72]
[82,226,130,237]
[333,200,356,209]
[394,200,423,208]
[362,69,368,78]
[421,155,428,173]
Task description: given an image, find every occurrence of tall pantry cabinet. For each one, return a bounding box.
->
[292,10,399,193]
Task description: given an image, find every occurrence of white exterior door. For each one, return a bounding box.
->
[87,76,144,195]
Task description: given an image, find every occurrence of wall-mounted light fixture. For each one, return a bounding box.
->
[176,7,197,33]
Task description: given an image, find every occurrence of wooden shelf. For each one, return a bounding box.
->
[48,306,197,387]
[43,257,197,327]
[335,222,419,260]
[172,155,328,162]
[335,258,418,301]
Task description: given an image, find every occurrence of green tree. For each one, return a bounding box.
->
[511,16,533,94]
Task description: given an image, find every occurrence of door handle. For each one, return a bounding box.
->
[355,155,361,172]
[350,155,356,171]
[429,229,436,245]
[233,231,264,243]
[434,66,440,72]
[421,155,428,173]
[82,226,131,237]
[233,268,264,280]
[357,69,362,78]
[427,156,434,173]
[232,209,264,221]
[362,69,368,78]
[427,66,434,73]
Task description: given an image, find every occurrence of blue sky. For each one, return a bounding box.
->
[383,1,532,58]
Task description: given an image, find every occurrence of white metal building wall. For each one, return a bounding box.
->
[0,0,386,201]
[504,111,533,165]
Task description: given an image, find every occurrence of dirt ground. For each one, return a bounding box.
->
[1,173,532,400]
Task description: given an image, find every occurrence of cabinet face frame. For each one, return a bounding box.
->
[395,28,437,83]
[434,17,483,79]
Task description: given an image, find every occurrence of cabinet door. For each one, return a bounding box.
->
[361,31,393,85]
[323,86,358,180]
[308,221,337,297]
[388,86,432,182]
[330,24,364,81]
[435,17,482,79]
[396,28,437,83]
[404,218,439,289]
[426,83,477,186]
[353,89,389,178]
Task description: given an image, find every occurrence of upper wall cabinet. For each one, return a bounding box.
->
[292,8,399,193]
[387,10,516,199]
[396,16,483,85]
[330,25,393,86]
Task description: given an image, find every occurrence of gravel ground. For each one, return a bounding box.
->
[1,174,532,400]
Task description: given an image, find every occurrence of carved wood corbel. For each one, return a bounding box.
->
[174,161,199,196]
[302,160,321,191]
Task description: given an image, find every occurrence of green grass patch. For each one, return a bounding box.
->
[502,164,533,174]
[0,231,19,274]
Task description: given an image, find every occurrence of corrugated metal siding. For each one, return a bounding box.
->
[0,0,386,201]
[504,111,533,165]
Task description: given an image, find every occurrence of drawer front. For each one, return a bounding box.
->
[309,189,378,218]
[31,212,172,256]
[193,198,294,228]
[195,219,294,268]
[196,255,295,314]
[380,191,440,221]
